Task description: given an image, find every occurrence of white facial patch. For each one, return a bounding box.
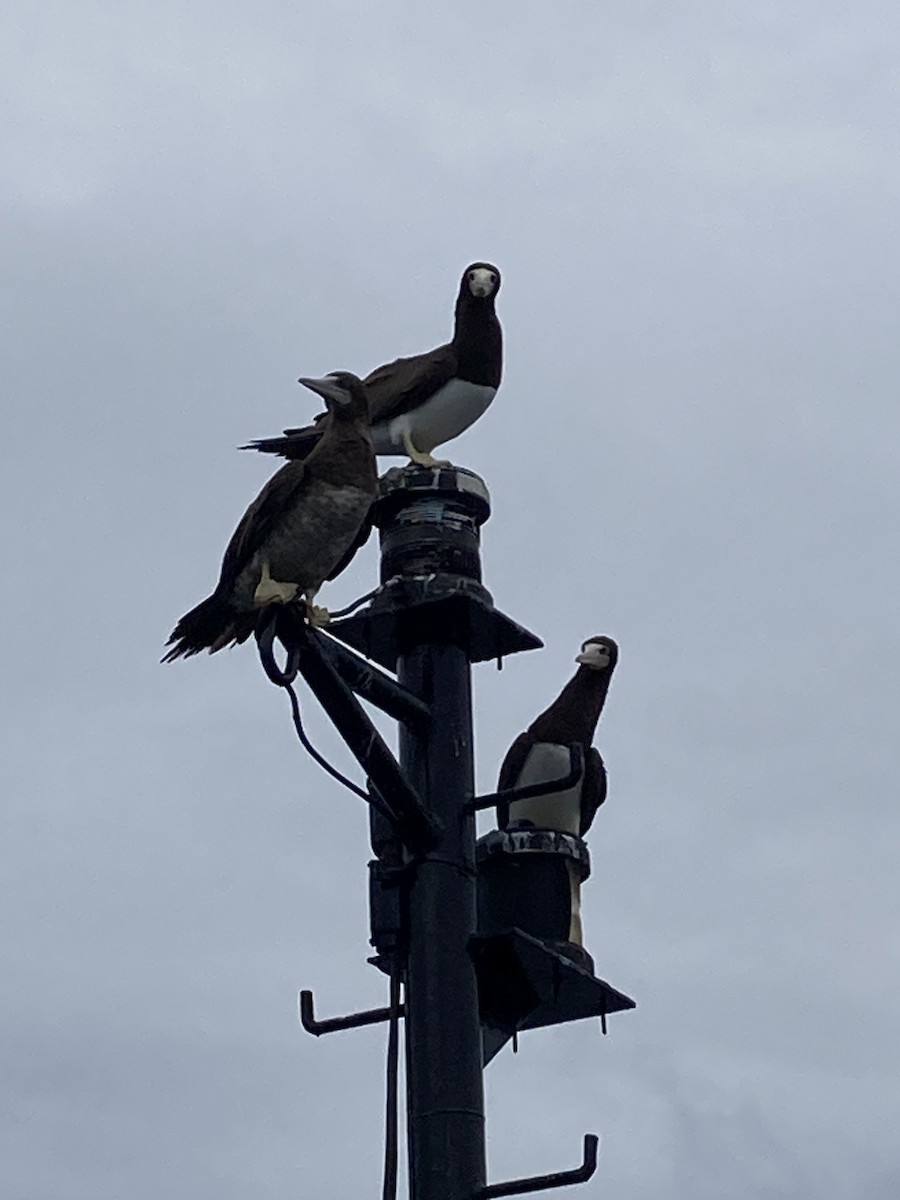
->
[575,644,611,670]
[299,374,350,407]
[468,267,496,297]
[323,375,352,407]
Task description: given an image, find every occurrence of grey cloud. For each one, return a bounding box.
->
[3,1,899,1196]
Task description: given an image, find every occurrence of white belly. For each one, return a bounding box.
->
[374,379,496,455]
[506,742,584,835]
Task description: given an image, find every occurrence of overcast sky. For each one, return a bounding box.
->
[3,2,900,1197]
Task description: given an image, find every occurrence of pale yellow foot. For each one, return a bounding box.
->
[254,561,301,605]
[402,430,451,468]
[302,589,331,627]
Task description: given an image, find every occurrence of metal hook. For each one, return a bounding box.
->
[256,606,301,687]
[468,744,585,813]
[477,1134,599,1198]
[298,989,405,1037]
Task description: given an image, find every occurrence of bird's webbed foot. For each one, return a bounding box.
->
[402,431,452,469]
[307,604,331,627]
[254,562,301,606]
[301,589,331,627]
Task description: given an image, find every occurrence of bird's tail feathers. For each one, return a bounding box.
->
[162,592,255,662]
[239,425,322,460]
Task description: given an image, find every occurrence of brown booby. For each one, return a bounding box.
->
[243,262,502,468]
[495,637,619,837]
[163,373,377,661]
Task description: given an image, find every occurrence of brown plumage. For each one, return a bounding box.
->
[242,262,502,466]
[496,637,619,837]
[163,373,377,662]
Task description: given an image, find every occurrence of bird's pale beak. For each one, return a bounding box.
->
[298,375,351,406]
[576,649,610,668]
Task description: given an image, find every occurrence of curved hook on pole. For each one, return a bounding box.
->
[477,1133,599,1198]
[298,988,403,1037]
[468,744,585,813]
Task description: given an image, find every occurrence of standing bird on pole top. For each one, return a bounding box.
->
[496,637,619,837]
[243,262,502,468]
[163,373,377,661]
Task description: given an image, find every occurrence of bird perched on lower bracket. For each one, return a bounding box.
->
[242,262,502,468]
[163,373,377,661]
[496,637,619,837]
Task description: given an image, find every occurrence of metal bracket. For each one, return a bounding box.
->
[298,989,405,1037]
[256,606,441,851]
[476,1134,599,1198]
[315,629,432,732]
[258,605,431,734]
[469,745,584,813]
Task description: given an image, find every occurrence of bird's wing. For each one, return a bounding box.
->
[240,422,323,461]
[363,343,458,421]
[495,731,533,828]
[324,502,374,581]
[243,345,459,456]
[216,459,311,588]
[578,747,608,836]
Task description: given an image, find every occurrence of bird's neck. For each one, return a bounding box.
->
[452,299,502,386]
[528,667,608,746]
[317,417,377,488]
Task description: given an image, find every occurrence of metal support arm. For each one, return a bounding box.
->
[298,989,405,1037]
[476,1134,599,1198]
[257,607,441,851]
[316,629,432,732]
[469,745,584,813]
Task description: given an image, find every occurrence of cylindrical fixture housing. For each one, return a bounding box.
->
[375,465,491,586]
[476,829,594,971]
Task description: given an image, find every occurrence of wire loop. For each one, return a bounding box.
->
[255,606,300,686]
[255,605,397,815]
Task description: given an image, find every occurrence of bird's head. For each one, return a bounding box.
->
[461,262,501,300]
[298,372,370,421]
[575,636,618,672]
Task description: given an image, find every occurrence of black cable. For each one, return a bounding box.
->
[282,681,367,801]
[382,967,402,1200]
[283,681,371,801]
[327,585,382,621]
[282,681,401,829]
[257,609,368,803]
[327,574,402,621]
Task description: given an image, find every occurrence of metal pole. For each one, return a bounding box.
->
[330,465,539,1198]
[255,464,632,1196]
[400,640,485,1200]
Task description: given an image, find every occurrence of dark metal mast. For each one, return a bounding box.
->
[263,463,634,1199]
[358,466,517,1199]
[400,640,484,1198]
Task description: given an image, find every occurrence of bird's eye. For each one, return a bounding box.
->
[468,271,476,281]
[490,273,497,283]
